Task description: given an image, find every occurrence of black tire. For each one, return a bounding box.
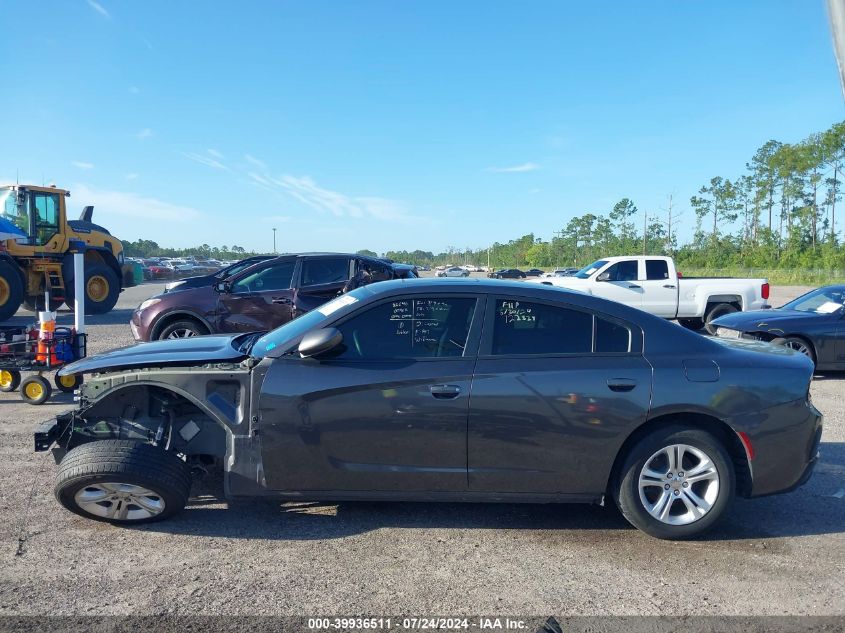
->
[20,375,52,405]
[614,426,735,540]
[0,260,24,321]
[54,440,192,524]
[54,372,83,393]
[0,369,21,393]
[65,262,120,315]
[678,318,704,331]
[157,319,209,341]
[21,295,65,313]
[771,336,817,366]
[703,303,739,336]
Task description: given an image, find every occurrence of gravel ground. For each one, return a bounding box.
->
[0,281,843,616]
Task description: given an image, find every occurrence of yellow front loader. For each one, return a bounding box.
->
[0,184,135,321]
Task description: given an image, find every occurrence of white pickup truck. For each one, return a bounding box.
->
[531,255,770,334]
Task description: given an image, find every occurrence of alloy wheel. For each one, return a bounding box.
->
[166,328,198,339]
[637,443,720,526]
[73,482,166,521]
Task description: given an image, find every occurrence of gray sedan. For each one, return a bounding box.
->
[36,279,822,539]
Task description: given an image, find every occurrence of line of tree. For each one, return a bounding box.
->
[123,120,845,271]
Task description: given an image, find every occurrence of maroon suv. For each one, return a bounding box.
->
[131,253,416,341]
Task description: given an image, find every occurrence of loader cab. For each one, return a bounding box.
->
[0,185,66,251]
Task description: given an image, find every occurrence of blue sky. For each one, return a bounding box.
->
[1,1,842,255]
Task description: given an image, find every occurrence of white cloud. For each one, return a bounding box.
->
[487,162,541,173]
[207,149,224,159]
[136,128,153,140]
[71,161,95,170]
[244,154,267,170]
[86,0,110,18]
[73,184,201,222]
[272,175,409,222]
[125,173,139,180]
[182,151,230,171]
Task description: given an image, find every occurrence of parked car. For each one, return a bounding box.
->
[532,256,770,335]
[544,268,579,278]
[525,268,544,277]
[416,264,431,272]
[142,262,175,281]
[711,284,845,369]
[164,255,276,293]
[436,266,470,278]
[130,253,416,341]
[488,268,526,279]
[38,279,821,539]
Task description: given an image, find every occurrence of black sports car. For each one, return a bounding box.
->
[711,284,845,370]
[488,268,526,279]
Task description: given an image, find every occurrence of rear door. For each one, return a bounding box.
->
[468,295,652,495]
[216,258,297,332]
[639,258,678,317]
[294,255,354,315]
[258,293,485,492]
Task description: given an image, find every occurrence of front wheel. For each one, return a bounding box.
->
[614,427,735,539]
[158,319,208,340]
[55,440,192,524]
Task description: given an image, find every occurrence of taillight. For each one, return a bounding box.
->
[737,431,755,461]
[761,283,770,300]
[677,271,683,278]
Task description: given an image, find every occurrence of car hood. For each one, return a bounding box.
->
[59,335,249,376]
[711,309,818,331]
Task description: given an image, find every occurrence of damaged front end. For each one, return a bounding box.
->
[34,361,256,470]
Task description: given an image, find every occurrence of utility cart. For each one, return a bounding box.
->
[0,325,86,404]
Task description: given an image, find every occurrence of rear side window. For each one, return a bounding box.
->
[301,257,351,286]
[492,300,592,355]
[645,259,669,280]
[595,316,631,352]
[491,300,633,355]
[334,297,477,359]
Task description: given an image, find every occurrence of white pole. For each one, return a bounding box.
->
[73,252,85,334]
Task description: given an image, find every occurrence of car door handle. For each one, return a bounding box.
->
[271,297,292,305]
[663,284,676,289]
[627,284,641,289]
[607,379,637,392]
[430,384,461,399]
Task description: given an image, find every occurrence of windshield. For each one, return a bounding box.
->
[0,187,28,236]
[574,260,608,279]
[781,286,845,314]
[250,286,372,358]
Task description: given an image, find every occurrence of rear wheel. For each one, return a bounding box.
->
[54,440,192,524]
[65,263,120,315]
[703,303,739,336]
[55,373,83,393]
[0,260,24,321]
[158,319,208,340]
[20,375,52,405]
[614,426,735,539]
[771,336,816,365]
[0,369,21,392]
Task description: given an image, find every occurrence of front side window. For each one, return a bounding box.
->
[301,257,351,286]
[32,193,60,245]
[334,297,477,359]
[231,260,295,293]
[605,260,638,282]
[491,299,632,355]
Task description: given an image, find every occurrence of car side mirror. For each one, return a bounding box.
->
[596,272,610,282]
[215,281,230,293]
[298,327,343,358]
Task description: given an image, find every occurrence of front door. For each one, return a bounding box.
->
[217,259,297,333]
[593,259,644,308]
[468,296,652,495]
[639,258,678,318]
[258,294,484,492]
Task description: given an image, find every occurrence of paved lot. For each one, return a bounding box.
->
[0,281,843,616]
